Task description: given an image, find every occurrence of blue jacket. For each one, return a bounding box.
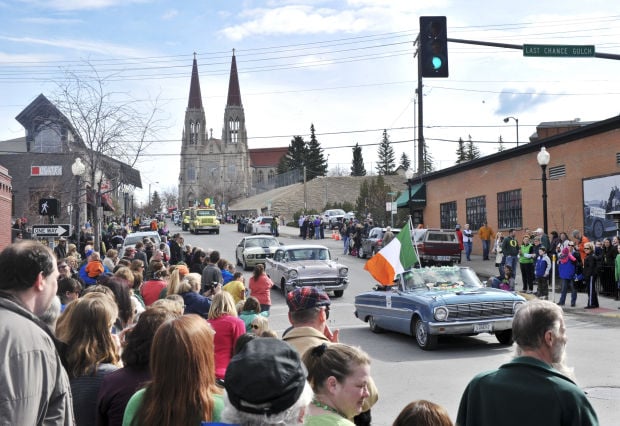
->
[535,254,550,278]
[557,257,577,280]
[78,263,110,286]
[181,291,211,318]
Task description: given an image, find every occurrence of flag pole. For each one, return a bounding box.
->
[408,215,421,269]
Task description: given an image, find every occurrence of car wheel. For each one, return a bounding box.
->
[368,316,383,333]
[413,317,438,350]
[358,247,366,259]
[371,247,377,257]
[236,254,242,266]
[495,329,513,345]
[216,230,220,235]
[333,290,344,298]
[242,257,248,271]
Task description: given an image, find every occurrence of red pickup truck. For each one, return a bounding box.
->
[412,229,462,267]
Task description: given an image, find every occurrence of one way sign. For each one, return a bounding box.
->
[31,224,70,238]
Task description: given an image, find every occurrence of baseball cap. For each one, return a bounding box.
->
[286,286,331,312]
[224,338,307,415]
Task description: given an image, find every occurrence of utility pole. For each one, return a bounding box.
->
[303,166,307,213]
[416,37,424,175]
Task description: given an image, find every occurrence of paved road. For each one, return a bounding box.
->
[179,223,620,426]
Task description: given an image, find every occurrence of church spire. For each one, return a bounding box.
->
[226,49,242,107]
[188,52,203,109]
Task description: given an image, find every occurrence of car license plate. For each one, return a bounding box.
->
[474,323,493,333]
[436,256,450,261]
[315,285,325,291]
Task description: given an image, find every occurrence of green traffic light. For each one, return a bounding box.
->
[432,56,443,70]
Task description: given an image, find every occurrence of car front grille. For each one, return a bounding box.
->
[446,301,514,320]
[297,277,340,286]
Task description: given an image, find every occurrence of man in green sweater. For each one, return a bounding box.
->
[457,300,598,426]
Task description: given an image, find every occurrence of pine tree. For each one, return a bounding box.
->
[497,135,506,152]
[400,152,411,171]
[422,140,435,173]
[351,143,366,176]
[151,190,162,213]
[466,134,481,160]
[306,123,327,180]
[376,129,396,175]
[280,135,307,173]
[455,137,467,164]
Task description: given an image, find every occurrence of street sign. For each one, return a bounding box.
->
[31,224,70,237]
[523,44,595,57]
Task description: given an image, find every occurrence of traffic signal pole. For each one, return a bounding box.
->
[416,39,424,176]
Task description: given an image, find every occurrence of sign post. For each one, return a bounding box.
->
[31,224,70,238]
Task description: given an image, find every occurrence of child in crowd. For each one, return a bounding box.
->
[85,251,105,279]
[535,246,551,299]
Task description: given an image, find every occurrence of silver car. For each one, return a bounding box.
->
[235,235,281,270]
[265,244,348,298]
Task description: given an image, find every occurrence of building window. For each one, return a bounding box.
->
[33,123,62,153]
[497,189,522,229]
[440,201,457,229]
[466,196,486,230]
[229,118,239,143]
[258,170,264,184]
[268,169,275,182]
[187,165,196,182]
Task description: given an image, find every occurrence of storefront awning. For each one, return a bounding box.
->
[396,183,426,208]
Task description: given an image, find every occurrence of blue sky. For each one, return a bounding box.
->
[1,0,619,204]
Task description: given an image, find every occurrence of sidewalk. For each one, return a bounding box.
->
[277,225,620,319]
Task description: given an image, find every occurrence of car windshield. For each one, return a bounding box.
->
[246,238,279,248]
[400,266,482,292]
[287,248,330,261]
[124,234,160,246]
[196,210,216,216]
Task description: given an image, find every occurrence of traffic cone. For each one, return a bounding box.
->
[331,230,336,239]
[335,230,341,240]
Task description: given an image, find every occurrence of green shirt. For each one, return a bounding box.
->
[305,413,355,425]
[122,388,224,426]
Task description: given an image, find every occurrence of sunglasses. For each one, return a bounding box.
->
[322,306,330,320]
[251,324,260,329]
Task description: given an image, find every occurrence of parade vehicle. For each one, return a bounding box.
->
[354,266,525,350]
[235,235,282,270]
[251,216,274,235]
[189,207,220,234]
[358,227,401,259]
[265,244,348,298]
[322,209,346,229]
[413,228,462,266]
[118,231,161,258]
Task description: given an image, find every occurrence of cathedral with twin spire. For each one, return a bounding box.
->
[178,51,252,209]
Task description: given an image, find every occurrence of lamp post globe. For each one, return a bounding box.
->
[537,147,551,235]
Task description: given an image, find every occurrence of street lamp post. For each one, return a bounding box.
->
[94,169,103,253]
[71,157,86,255]
[537,146,550,235]
[405,169,414,222]
[503,116,519,146]
[387,192,397,227]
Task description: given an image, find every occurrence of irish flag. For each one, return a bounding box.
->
[364,223,418,285]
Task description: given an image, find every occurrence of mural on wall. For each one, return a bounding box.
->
[582,173,620,241]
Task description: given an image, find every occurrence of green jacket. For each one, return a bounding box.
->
[457,356,599,426]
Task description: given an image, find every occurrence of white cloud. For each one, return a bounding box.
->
[19,0,148,11]
[161,9,178,20]
[0,35,154,58]
[221,5,370,41]
[19,16,82,24]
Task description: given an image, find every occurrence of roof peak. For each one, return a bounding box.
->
[226,50,242,107]
[187,55,203,109]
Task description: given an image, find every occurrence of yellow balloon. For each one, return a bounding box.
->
[204,198,210,206]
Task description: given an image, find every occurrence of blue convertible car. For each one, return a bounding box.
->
[354,266,526,350]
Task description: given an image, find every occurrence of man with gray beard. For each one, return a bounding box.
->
[456,300,598,426]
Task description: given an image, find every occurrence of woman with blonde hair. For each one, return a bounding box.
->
[129,259,144,293]
[123,315,224,425]
[207,291,246,382]
[57,292,121,426]
[103,248,119,272]
[249,315,271,336]
[303,343,371,425]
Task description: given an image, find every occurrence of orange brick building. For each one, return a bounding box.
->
[408,116,620,255]
[0,165,12,251]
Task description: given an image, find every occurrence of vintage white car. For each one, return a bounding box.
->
[235,235,281,270]
[265,244,348,298]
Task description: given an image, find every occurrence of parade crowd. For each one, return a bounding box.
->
[0,217,606,425]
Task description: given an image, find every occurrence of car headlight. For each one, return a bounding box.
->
[288,270,298,279]
[247,254,255,259]
[434,306,449,321]
[339,267,348,277]
[513,301,525,313]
